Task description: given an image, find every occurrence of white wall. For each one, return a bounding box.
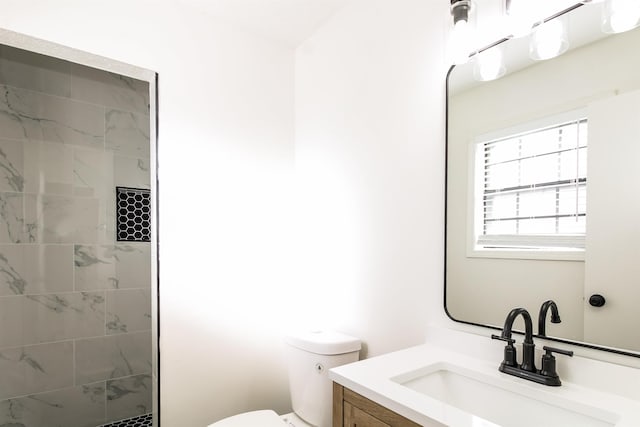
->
[0,2,296,426]
[294,0,448,357]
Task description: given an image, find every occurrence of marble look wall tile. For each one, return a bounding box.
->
[23,143,115,197]
[0,45,72,98]
[106,374,152,423]
[75,332,151,384]
[71,64,149,115]
[74,244,151,291]
[0,138,24,192]
[23,194,38,243]
[0,296,23,348]
[114,155,150,190]
[21,245,74,294]
[74,245,116,291]
[111,244,151,289]
[105,194,117,245]
[106,289,151,335]
[0,244,73,296]
[0,84,104,148]
[0,341,74,400]
[105,110,150,158]
[28,194,102,243]
[73,147,114,198]
[0,192,26,243]
[0,246,27,296]
[23,140,74,195]
[0,383,106,427]
[22,292,105,345]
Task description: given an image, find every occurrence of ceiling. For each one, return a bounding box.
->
[175,0,350,47]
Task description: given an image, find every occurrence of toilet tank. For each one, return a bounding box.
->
[285,330,360,427]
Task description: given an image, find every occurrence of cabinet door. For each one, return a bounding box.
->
[344,402,390,427]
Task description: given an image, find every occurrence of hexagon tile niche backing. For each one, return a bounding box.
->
[116,187,151,242]
[100,413,153,427]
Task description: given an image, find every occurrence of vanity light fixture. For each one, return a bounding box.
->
[473,44,506,81]
[601,0,640,33]
[450,0,476,64]
[529,15,569,61]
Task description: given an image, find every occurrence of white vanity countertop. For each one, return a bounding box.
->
[329,343,640,427]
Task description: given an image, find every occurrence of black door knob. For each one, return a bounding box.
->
[589,294,606,307]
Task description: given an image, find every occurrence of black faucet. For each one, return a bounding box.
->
[538,300,561,337]
[492,307,573,386]
[494,308,536,372]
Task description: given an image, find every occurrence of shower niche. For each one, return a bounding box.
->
[0,41,158,427]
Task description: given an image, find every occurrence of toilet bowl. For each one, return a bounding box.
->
[207,410,285,427]
[212,410,312,427]
[208,330,361,427]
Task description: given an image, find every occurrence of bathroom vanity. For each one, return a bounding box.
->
[329,330,640,427]
[333,383,423,427]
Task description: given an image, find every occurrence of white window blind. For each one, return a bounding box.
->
[477,118,587,250]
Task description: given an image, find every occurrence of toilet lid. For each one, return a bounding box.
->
[208,410,284,427]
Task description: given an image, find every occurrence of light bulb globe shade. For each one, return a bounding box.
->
[530,18,569,61]
[451,18,472,64]
[602,0,640,33]
[473,47,506,81]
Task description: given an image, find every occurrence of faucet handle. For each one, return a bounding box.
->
[540,346,573,385]
[491,334,517,367]
[491,334,515,345]
[543,346,574,358]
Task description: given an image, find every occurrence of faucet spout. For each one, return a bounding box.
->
[491,306,573,386]
[501,307,534,343]
[501,308,536,372]
[538,300,561,337]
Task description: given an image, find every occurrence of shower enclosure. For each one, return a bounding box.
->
[0,41,158,427]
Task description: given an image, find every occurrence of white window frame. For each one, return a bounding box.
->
[466,109,587,261]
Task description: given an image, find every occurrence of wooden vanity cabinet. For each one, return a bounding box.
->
[333,383,423,427]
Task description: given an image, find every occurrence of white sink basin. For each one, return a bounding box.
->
[391,362,619,427]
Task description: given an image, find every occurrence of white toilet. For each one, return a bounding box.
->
[208,330,361,427]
